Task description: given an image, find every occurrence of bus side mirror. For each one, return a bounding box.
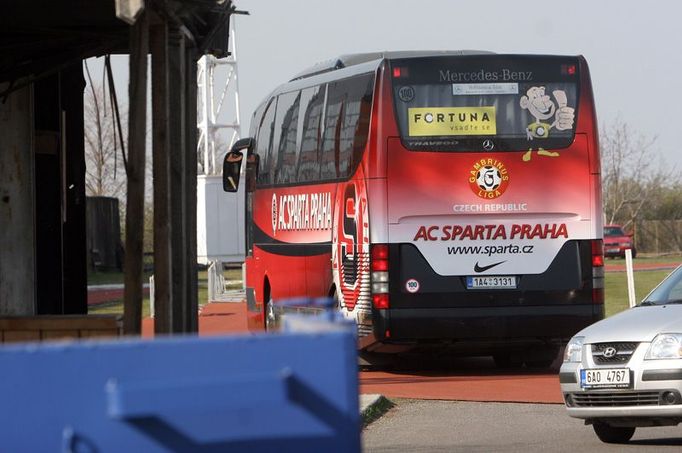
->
[245,153,260,192]
[222,137,255,192]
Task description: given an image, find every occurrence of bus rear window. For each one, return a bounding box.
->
[391,55,580,152]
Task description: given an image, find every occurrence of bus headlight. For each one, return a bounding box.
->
[563,336,584,363]
[645,334,682,360]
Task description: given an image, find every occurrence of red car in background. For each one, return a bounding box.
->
[603,224,636,258]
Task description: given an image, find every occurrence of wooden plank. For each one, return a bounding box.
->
[0,315,122,330]
[151,17,172,334]
[42,330,79,340]
[3,331,40,343]
[80,329,120,338]
[168,26,187,333]
[123,12,149,335]
[185,45,199,332]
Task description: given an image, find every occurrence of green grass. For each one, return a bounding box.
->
[88,268,221,316]
[604,269,670,317]
[87,271,150,286]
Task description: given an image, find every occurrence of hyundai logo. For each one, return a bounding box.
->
[603,347,618,358]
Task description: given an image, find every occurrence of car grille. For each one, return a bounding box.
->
[570,391,660,407]
[591,342,639,364]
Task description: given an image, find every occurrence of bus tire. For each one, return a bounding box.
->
[524,346,560,370]
[493,353,523,369]
[265,299,276,332]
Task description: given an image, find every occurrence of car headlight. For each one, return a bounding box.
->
[645,334,682,360]
[564,336,584,363]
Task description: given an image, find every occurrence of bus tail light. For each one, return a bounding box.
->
[591,239,604,267]
[592,240,604,304]
[371,244,390,309]
[392,66,409,78]
[372,294,390,310]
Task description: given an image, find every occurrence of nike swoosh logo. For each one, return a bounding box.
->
[474,261,506,273]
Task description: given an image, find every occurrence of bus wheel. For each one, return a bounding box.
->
[524,358,554,369]
[524,346,560,370]
[592,422,635,444]
[265,299,277,332]
[331,287,342,311]
[493,353,523,369]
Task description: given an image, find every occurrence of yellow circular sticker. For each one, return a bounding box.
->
[468,158,510,199]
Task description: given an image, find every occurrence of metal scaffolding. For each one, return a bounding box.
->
[197,18,242,176]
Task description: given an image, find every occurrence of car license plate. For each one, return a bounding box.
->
[580,368,630,389]
[606,248,620,253]
[466,276,517,289]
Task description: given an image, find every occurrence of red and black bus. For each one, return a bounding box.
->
[224,51,604,366]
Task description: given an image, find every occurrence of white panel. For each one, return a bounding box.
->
[196,175,245,264]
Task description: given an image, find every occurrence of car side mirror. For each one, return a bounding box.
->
[222,137,255,192]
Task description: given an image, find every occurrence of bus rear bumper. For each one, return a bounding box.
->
[373,304,601,350]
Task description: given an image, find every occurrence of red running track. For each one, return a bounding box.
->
[140,301,563,404]
[90,259,681,404]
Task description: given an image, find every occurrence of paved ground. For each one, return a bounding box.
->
[362,399,682,452]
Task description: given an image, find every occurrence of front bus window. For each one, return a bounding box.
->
[391,55,580,152]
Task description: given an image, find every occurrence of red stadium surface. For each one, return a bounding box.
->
[92,258,681,404]
[141,301,563,403]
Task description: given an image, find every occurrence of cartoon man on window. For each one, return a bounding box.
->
[519,86,574,161]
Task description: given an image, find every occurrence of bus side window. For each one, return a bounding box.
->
[273,91,301,185]
[321,82,344,180]
[339,74,374,176]
[353,75,374,170]
[297,85,324,183]
[256,98,276,185]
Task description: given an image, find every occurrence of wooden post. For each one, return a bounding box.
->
[185,44,199,332]
[168,26,188,332]
[123,13,149,335]
[151,17,172,334]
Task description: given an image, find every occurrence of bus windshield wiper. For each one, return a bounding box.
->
[662,299,682,305]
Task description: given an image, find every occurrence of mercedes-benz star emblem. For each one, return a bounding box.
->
[482,139,494,151]
[603,347,617,358]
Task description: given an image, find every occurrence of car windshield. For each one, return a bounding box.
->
[604,226,625,236]
[640,266,682,306]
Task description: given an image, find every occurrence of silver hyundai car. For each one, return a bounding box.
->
[560,265,682,443]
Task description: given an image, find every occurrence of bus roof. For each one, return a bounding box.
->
[290,50,495,81]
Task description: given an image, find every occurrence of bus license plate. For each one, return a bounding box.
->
[466,276,517,289]
[580,368,630,389]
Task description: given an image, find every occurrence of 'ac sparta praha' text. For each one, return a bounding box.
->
[274,192,333,232]
[413,223,568,241]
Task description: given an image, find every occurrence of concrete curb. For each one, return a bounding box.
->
[360,394,394,426]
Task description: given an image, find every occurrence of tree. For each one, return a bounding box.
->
[83,65,128,199]
[600,118,674,230]
[644,184,682,252]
